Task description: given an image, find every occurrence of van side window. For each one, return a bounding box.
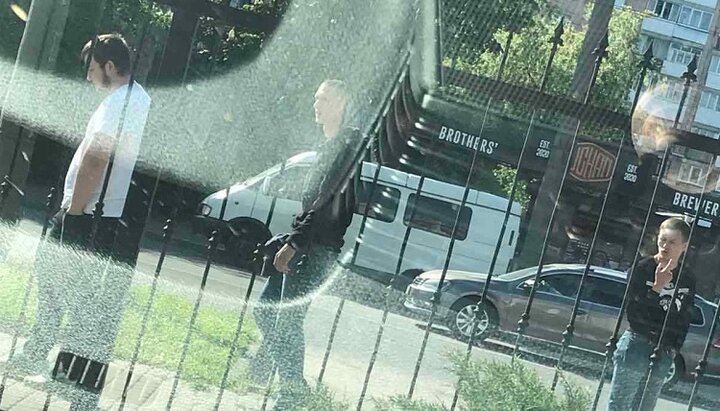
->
[356,182,401,222]
[403,194,472,240]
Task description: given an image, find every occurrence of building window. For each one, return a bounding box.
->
[668,42,701,65]
[677,162,706,186]
[648,1,713,32]
[658,77,684,102]
[710,55,720,75]
[677,5,713,32]
[691,125,720,139]
[699,90,720,111]
[648,0,679,21]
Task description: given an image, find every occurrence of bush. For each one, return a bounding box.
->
[292,383,348,411]
[374,396,447,411]
[451,354,590,411]
[373,355,590,411]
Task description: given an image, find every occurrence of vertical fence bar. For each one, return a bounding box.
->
[0,0,62,211]
[260,259,292,411]
[212,249,263,410]
[316,146,376,386]
[40,188,57,238]
[435,0,444,87]
[87,23,150,252]
[315,54,412,385]
[0,128,27,210]
[0,2,107,408]
[42,18,151,411]
[687,297,720,410]
[213,154,292,409]
[116,178,171,411]
[116,11,200,409]
[637,171,710,409]
[165,186,231,410]
[449,18,566,408]
[495,31,513,82]
[550,135,625,391]
[315,123,395,386]
[0,189,56,406]
[355,173,425,409]
[590,56,698,411]
[550,42,657,391]
[510,32,609,359]
[407,98,493,400]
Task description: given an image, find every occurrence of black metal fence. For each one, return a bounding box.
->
[1,1,719,410]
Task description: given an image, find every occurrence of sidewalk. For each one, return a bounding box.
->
[0,334,265,411]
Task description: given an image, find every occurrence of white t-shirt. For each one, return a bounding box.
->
[61,82,151,217]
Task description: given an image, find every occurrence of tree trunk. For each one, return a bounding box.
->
[516,0,614,268]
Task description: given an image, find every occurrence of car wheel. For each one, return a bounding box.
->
[663,354,685,390]
[448,298,498,342]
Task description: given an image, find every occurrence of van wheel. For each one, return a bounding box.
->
[448,298,498,342]
[663,354,685,391]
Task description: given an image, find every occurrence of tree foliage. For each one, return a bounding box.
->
[441,0,546,66]
[451,5,645,113]
[1,0,286,79]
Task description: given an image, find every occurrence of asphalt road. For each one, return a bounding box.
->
[3,218,717,410]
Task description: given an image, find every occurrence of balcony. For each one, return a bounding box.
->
[661,60,689,78]
[687,0,718,9]
[706,73,720,90]
[696,106,720,129]
[642,17,708,45]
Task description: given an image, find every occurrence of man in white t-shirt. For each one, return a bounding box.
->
[9,34,151,379]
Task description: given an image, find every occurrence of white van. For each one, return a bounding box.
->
[194,151,521,285]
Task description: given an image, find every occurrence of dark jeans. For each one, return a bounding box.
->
[252,248,338,385]
[607,330,674,411]
[22,210,139,366]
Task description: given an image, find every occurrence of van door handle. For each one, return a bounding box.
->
[576,309,587,316]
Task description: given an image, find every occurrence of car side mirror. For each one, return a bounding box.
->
[520,279,535,293]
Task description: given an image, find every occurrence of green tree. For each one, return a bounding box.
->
[441,0,546,70]
[493,165,531,211]
[453,5,645,113]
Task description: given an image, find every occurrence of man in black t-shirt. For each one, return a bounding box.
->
[607,217,694,411]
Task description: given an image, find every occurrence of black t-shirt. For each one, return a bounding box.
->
[626,256,696,350]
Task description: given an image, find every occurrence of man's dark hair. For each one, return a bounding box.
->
[660,217,691,242]
[81,34,132,76]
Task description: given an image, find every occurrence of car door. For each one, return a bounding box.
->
[519,271,589,344]
[581,274,629,352]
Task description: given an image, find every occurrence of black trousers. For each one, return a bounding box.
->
[23,210,141,365]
